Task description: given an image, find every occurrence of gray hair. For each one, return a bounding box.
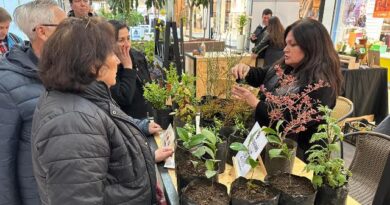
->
[13,0,58,41]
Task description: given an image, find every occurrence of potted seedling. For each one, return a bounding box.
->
[143,81,172,129]
[229,133,280,204]
[227,117,249,165]
[180,128,230,205]
[305,106,351,205]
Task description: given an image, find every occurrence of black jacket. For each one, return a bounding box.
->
[31,81,157,204]
[245,66,336,161]
[67,10,94,17]
[251,31,284,67]
[0,45,41,205]
[250,25,267,46]
[111,49,153,119]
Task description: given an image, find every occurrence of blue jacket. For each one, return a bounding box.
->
[0,45,41,205]
[5,33,24,52]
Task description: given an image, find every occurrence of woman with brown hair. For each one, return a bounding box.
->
[252,16,285,67]
[232,18,343,161]
[31,17,158,204]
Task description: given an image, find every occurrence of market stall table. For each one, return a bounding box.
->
[153,134,361,205]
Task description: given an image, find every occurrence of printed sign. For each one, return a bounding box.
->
[234,122,268,177]
[162,124,175,169]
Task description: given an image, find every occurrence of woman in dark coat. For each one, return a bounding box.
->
[232,18,343,161]
[31,17,158,204]
[251,16,285,67]
[109,20,154,120]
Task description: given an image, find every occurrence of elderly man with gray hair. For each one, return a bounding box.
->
[0,1,66,204]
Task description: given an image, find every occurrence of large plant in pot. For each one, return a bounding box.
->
[236,14,248,51]
[304,106,351,205]
[261,65,327,176]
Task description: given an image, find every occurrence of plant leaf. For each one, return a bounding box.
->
[268,149,284,159]
[276,120,283,132]
[202,129,216,145]
[230,142,248,152]
[205,170,217,178]
[188,134,206,148]
[329,143,340,152]
[203,146,215,160]
[266,135,282,145]
[312,175,323,188]
[190,160,199,168]
[176,127,189,142]
[262,127,277,135]
[192,146,206,158]
[205,160,214,171]
[246,157,258,169]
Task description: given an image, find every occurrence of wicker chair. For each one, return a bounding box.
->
[331,96,354,158]
[344,131,390,205]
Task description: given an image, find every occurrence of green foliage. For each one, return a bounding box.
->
[132,40,155,64]
[233,117,249,137]
[304,106,352,189]
[236,14,249,35]
[177,126,219,179]
[107,0,165,11]
[143,81,168,110]
[262,120,293,160]
[99,8,144,27]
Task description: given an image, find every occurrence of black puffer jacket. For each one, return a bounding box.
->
[0,45,41,205]
[31,81,157,204]
[111,49,153,119]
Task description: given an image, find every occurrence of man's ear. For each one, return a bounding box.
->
[35,26,50,41]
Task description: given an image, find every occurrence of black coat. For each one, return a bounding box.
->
[250,25,267,46]
[0,45,41,205]
[31,81,157,204]
[245,66,336,161]
[111,49,153,119]
[251,31,284,67]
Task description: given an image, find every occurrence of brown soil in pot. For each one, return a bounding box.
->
[231,177,279,203]
[268,173,315,196]
[181,179,229,205]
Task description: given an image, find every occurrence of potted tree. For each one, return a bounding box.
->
[305,106,351,205]
[236,14,248,51]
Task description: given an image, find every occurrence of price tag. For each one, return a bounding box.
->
[162,124,175,169]
[234,122,267,177]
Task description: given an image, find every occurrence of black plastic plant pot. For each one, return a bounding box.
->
[267,173,317,205]
[226,133,246,165]
[155,108,173,129]
[264,138,297,176]
[315,184,348,205]
[180,178,229,205]
[216,140,228,173]
[219,126,235,139]
[230,177,280,205]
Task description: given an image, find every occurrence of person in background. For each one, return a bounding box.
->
[0,1,66,204]
[231,18,343,162]
[32,17,159,204]
[109,20,154,120]
[250,8,273,66]
[251,16,285,67]
[0,7,23,54]
[68,0,94,18]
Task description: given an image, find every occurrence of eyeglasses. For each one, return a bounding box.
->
[32,24,59,32]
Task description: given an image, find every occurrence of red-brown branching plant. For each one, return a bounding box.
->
[262,65,329,160]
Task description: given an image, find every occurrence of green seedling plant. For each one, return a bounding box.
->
[304,106,352,189]
[232,117,249,137]
[143,81,169,110]
[230,129,261,190]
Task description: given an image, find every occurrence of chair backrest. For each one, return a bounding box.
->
[345,131,390,205]
[331,96,354,122]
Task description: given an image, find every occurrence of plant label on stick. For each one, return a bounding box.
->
[234,122,267,177]
[162,124,175,169]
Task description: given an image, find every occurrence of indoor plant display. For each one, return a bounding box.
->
[143,80,172,129]
[229,135,280,204]
[261,65,327,175]
[236,14,248,50]
[178,127,230,205]
[304,106,351,205]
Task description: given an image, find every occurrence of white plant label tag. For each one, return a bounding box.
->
[234,122,267,177]
[162,124,175,169]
